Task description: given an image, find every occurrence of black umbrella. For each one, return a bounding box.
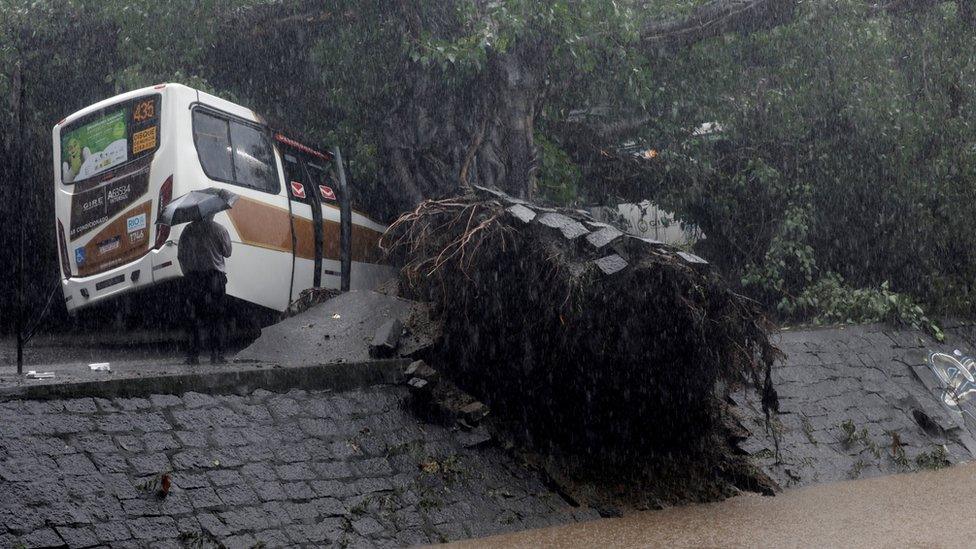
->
[156,187,239,226]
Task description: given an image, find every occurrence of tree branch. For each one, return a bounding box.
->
[640,0,798,52]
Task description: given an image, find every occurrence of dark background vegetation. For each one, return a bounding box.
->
[1,0,974,334]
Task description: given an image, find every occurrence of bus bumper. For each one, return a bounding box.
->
[62,243,182,313]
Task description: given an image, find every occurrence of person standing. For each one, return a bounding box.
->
[177,213,232,364]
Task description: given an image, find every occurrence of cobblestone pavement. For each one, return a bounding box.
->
[732,323,976,489]
[0,386,595,548]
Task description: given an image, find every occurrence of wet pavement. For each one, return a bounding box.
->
[7,319,976,547]
[464,461,976,548]
[0,386,592,548]
[731,321,976,488]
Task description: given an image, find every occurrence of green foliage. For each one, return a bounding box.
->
[535,133,581,206]
[796,275,944,341]
[647,0,976,325]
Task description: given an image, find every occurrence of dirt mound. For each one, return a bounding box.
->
[382,187,778,491]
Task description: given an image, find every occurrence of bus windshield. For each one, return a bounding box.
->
[60,94,161,185]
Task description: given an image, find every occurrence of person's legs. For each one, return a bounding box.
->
[184,273,203,364]
[208,271,228,364]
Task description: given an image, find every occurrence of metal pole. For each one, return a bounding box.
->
[333,146,352,292]
[11,62,25,375]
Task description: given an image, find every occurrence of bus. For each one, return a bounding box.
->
[53,83,392,314]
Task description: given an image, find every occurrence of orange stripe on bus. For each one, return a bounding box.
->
[226,197,385,264]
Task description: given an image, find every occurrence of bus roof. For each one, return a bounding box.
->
[55,83,335,162]
[55,83,179,129]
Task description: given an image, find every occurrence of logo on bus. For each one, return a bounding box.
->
[319,185,336,201]
[290,181,306,199]
[126,213,147,233]
[75,247,86,266]
[97,236,121,255]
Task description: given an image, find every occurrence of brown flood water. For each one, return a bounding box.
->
[455,463,976,548]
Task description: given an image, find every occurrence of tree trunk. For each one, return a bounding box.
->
[378,41,549,215]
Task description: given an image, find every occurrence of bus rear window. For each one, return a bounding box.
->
[60,94,161,184]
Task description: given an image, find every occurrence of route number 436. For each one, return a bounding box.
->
[132,100,155,122]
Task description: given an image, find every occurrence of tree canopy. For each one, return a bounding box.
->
[1,0,975,330]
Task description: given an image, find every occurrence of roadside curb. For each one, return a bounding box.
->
[0,359,409,401]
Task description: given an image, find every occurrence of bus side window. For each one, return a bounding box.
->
[192,109,279,194]
[192,110,234,182]
[230,121,278,194]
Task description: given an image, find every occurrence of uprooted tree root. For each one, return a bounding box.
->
[383,188,781,503]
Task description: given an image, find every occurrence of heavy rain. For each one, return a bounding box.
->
[1,1,975,547]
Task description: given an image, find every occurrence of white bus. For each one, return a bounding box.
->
[53,83,392,313]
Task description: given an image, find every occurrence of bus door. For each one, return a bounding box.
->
[282,150,327,291]
[305,161,343,287]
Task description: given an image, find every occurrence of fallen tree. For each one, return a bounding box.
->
[383,187,779,496]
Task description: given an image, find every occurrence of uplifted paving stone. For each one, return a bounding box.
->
[586,226,622,249]
[677,251,709,265]
[593,254,628,276]
[506,204,537,224]
[235,291,421,366]
[537,213,589,240]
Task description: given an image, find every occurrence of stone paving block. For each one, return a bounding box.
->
[141,432,181,452]
[0,455,58,482]
[236,444,276,463]
[18,527,64,548]
[299,417,341,438]
[219,484,261,506]
[116,396,152,411]
[276,462,317,481]
[267,396,304,418]
[224,533,258,549]
[186,486,224,510]
[273,444,311,463]
[355,457,394,478]
[254,529,291,547]
[297,517,346,543]
[115,434,144,452]
[241,462,277,482]
[128,516,180,540]
[256,481,288,501]
[94,521,132,543]
[183,391,219,409]
[311,479,356,499]
[238,403,275,424]
[197,512,231,537]
[351,515,386,537]
[129,453,172,476]
[537,212,589,239]
[63,397,98,413]
[94,397,120,412]
[123,491,192,517]
[208,469,245,487]
[282,481,317,500]
[220,507,275,533]
[55,453,98,475]
[593,254,628,276]
[313,460,356,479]
[506,204,537,224]
[148,394,183,408]
[70,433,114,454]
